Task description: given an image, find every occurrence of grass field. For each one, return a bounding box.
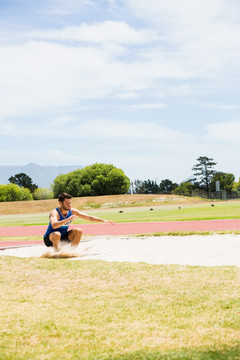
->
[0,194,207,215]
[1,195,240,359]
[0,196,240,227]
[0,257,239,360]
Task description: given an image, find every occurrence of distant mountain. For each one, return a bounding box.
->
[0,163,83,188]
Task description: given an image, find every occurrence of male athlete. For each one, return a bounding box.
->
[43,192,114,252]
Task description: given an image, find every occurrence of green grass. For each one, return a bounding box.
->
[1,196,239,359]
[0,258,239,359]
[0,212,49,226]
[0,201,240,226]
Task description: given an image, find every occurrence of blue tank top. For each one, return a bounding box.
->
[44,208,73,237]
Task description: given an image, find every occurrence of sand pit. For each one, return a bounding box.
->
[0,234,240,266]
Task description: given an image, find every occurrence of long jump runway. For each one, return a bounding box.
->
[1,219,240,249]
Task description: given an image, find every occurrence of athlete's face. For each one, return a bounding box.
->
[61,199,72,211]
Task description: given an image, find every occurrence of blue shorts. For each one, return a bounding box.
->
[43,231,71,247]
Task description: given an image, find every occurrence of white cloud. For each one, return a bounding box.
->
[167,84,192,97]
[0,41,124,118]
[128,103,166,110]
[30,21,158,44]
[45,0,93,15]
[49,116,75,126]
[1,1,240,183]
[0,116,192,149]
[5,2,240,122]
[127,0,226,31]
[0,37,191,119]
[203,103,240,111]
[74,119,187,142]
[126,0,240,81]
[1,1,240,122]
[114,92,139,99]
[205,121,240,142]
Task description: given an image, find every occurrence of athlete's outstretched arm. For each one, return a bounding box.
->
[71,208,114,225]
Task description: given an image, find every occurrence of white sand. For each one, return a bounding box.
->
[0,234,240,266]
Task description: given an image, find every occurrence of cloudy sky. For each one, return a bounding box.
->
[1,0,240,184]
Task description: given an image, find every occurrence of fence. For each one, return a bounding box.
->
[192,189,240,200]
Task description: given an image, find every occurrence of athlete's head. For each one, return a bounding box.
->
[58,193,72,203]
[58,193,72,210]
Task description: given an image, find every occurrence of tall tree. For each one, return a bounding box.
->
[8,173,38,193]
[132,179,145,194]
[209,172,235,193]
[52,163,130,197]
[192,156,217,196]
[159,179,178,194]
[142,179,160,194]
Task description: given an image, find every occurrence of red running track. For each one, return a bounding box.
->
[1,220,240,248]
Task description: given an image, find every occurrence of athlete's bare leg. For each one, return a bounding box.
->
[49,231,61,252]
[68,228,83,247]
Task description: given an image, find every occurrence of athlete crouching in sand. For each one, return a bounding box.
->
[44,192,114,252]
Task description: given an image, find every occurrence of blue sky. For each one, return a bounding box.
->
[1,0,240,184]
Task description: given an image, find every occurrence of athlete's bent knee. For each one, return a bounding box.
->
[71,227,82,236]
[51,231,61,241]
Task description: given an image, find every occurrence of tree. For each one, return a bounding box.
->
[0,184,33,201]
[33,188,54,200]
[52,163,130,197]
[159,179,178,194]
[51,173,70,198]
[131,179,159,194]
[132,178,179,194]
[232,178,240,194]
[172,182,196,196]
[192,156,217,196]
[8,173,38,193]
[132,179,146,194]
[209,172,235,193]
[142,179,159,194]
